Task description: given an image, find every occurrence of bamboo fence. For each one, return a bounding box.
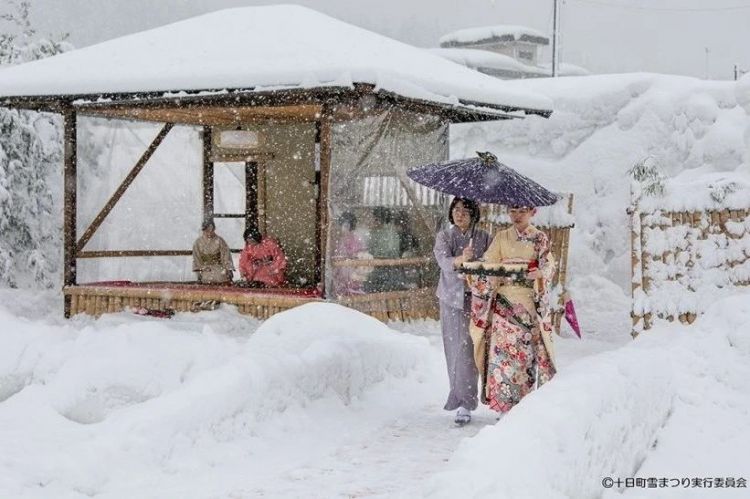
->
[631,206,750,336]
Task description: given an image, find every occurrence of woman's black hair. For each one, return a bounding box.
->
[243,226,262,243]
[448,197,480,225]
[338,211,357,231]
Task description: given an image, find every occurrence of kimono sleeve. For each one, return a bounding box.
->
[535,232,556,283]
[220,238,235,271]
[192,239,201,271]
[433,229,458,274]
[269,239,287,274]
[482,232,503,263]
[239,246,253,280]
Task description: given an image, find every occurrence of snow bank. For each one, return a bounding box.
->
[421,331,675,498]
[0,302,435,497]
[421,292,750,498]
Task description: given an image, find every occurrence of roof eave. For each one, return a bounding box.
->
[0,83,551,122]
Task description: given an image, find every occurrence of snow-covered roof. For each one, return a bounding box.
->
[538,62,591,77]
[430,48,548,77]
[0,6,551,115]
[440,25,549,48]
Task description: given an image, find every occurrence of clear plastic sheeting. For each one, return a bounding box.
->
[75,120,203,283]
[327,107,448,299]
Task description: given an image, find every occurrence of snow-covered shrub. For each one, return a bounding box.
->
[0,0,72,288]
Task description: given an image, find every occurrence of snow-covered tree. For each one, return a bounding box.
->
[0,0,72,288]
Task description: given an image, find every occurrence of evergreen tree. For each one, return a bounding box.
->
[0,0,72,288]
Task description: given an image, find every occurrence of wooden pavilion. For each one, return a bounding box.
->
[0,6,553,320]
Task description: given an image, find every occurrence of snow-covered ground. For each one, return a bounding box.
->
[2,72,750,497]
[0,287,747,498]
[0,287,617,499]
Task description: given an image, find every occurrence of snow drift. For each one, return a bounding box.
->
[0,303,436,497]
[421,292,750,498]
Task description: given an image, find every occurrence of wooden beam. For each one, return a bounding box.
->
[202,125,214,223]
[331,257,432,268]
[76,123,174,253]
[78,249,242,258]
[209,151,274,163]
[81,104,324,126]
[76,123,174,251]
[78,250,192,258]
[63,109,77,318]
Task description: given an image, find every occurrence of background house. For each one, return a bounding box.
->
[437,24,589,79]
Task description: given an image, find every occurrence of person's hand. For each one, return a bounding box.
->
[453,246,475,268]
[526,270,541,280]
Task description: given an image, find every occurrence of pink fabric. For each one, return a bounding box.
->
[239,237,288,287]
[564,299,581,338]
[333,231,366,296]
[336,231,365,258]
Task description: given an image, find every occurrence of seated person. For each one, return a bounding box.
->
[333,211,367,296]
[192,219,234,284]
[365,207,405,293]
[239,227,287,287]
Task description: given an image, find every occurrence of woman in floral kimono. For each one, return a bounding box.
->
[469,205,557,415]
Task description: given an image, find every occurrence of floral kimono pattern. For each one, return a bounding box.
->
[469,226,557,413]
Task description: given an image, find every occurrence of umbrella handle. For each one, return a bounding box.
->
[468,221,476,257]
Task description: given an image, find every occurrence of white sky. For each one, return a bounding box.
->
[27,0,750,80]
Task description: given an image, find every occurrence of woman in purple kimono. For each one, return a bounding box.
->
[433,198,491,426]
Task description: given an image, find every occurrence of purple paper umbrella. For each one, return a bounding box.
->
[407,151,559,206]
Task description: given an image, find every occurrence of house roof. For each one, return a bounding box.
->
[430,48,549,77]
[431,49,592,79]
[440,25,550,48]
[0,6,552,118]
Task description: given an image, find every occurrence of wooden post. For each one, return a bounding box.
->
[629,204,642,337]
[316,106,333,295]
[202,125,214,223]
[639,212,653,331]
[63,108,77,318]
[245,161,258,232]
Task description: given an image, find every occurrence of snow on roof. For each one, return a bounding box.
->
[0,6,551,114]
[440,25,549,48]
[538,62,591,77]
[429,48,548,77]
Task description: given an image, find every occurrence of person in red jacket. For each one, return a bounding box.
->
[239,227,287,287]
